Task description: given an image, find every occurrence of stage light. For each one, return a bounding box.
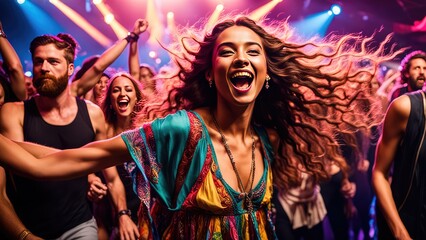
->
[94,1,127,38]
[205,4,224,32]
[166,11,178,39]
[146,0,165,44]
[19,0,62,35]
[17,0,25,4]
[216,4,224,11]
[85,0,91,12]
[49,0,112,47]
[330,4,341,16]
[24,71,32,77]
[149,51,157,58]
[292,11,334,39]
[249,0,282,21]
[104,13,114,24]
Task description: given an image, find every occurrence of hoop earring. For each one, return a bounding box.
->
[209,80,213,88]
[265,75,270,89]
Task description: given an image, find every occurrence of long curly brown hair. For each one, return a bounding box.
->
[142,15,403,189]
[101,72,145,130]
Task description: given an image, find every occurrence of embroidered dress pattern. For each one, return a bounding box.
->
[121,110,277,239]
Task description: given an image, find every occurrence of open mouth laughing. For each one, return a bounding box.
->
[230,71,254,92]
[117,99,130,111]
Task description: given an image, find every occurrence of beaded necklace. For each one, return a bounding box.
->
[211,112,256,213]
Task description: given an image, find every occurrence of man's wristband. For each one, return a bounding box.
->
[118,209,132,218]
[18,229,31,240]
[124,32,139,43]
[0,30,7,39]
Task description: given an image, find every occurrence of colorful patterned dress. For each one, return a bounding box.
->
[121,110,277,239]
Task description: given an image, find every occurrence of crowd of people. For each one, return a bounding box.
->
[0,12,424,240]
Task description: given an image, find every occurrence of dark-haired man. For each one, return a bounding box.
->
[389,50,426,102]
[373,50,426,239]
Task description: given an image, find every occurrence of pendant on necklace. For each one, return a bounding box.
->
[239,193,253,212]
[239,193,245,199]
[244,194,253,213]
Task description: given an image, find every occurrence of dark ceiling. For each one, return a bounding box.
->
[0,0,425,70]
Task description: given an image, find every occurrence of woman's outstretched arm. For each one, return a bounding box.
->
[71,19,148,97]
[0,21,26,101]
[0,134,132,180]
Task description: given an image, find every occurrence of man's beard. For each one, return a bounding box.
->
[33,72,69,98]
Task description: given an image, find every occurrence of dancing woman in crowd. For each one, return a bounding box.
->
[100,72,145,238]
[0,16,400,239]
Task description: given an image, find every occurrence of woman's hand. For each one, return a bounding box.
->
[341,180,356,199]
[132,19,149,36]
[357,159,370,172]
[87,174,107,202]
[118,215,140,240]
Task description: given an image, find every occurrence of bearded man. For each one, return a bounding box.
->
[0,33,136,239]
[389,50,426,102]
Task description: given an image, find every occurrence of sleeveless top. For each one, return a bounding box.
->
[121,110,277,239]
[377,90,426,239]
[6,97,95,239]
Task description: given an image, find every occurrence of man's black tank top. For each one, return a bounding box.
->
[376,91,426,239]
[6,97,95,239]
